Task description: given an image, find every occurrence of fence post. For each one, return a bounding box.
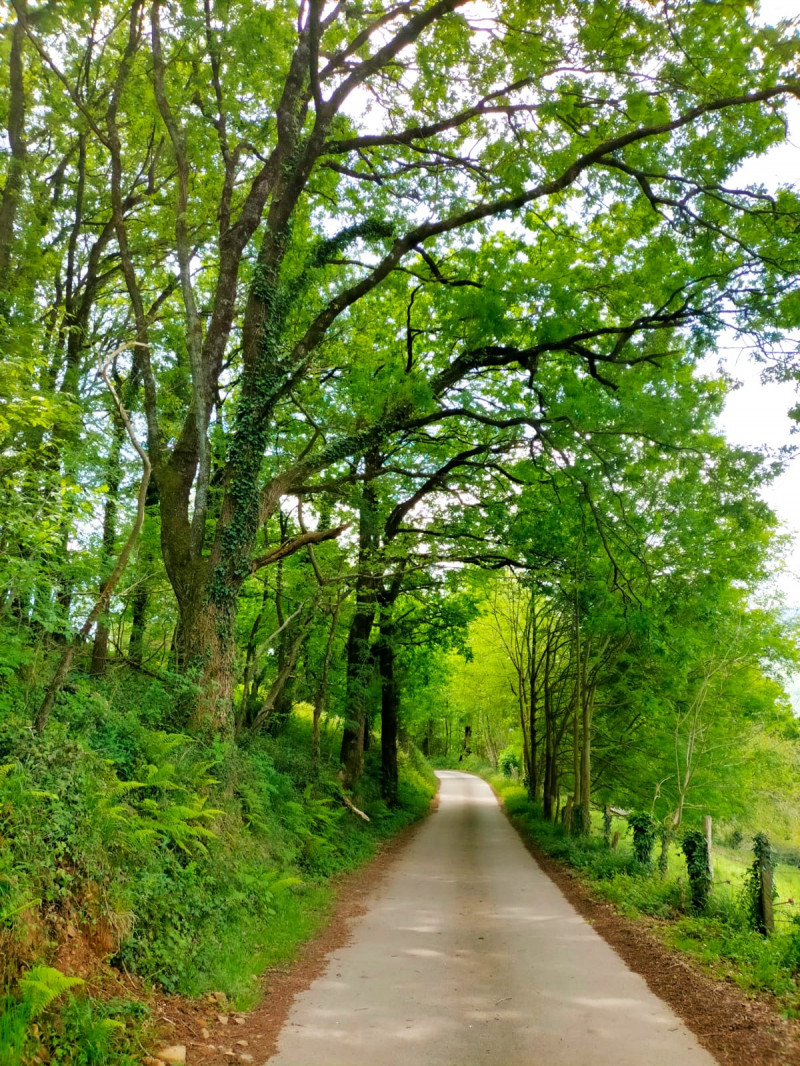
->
[562,795,573,832]
[704,815,714,882]
[759,838,775,935]
[611,830,619,850]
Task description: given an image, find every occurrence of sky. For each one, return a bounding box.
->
[698,0,800,607]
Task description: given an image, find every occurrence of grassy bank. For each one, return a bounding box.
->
[490,774,800,1016]
[0,677,436,1064]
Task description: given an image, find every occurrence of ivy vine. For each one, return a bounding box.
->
[627,811,657,866]
[681,829,712,913]
[743,832,776,934]
[603,807,612,849]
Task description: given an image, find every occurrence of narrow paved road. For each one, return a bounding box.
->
[265,771,716,1065]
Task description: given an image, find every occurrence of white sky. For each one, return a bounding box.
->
[698,0,800,607]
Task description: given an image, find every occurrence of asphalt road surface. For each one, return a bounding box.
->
[265,770,716,1065]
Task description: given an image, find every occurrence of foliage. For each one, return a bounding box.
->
[0,681,435,1054]
[2,0,800,1052]
[498,748,521,778]
[0,967,84,1066]
[627,813,658,868]
[681,830,712,914]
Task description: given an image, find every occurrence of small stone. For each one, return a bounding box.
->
[211,991,228,1006]
[143,1057,163,1066]
[235,1040,248,1047]
[156,1048,186,1065]
[233,1016,246,1026]
[217,1014,229,1025]
[201,1029,210,1039]
[239,1056,254,1064]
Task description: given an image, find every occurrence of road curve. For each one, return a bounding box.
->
[265,770,716,1065]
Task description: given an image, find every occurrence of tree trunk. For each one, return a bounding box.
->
[572,591,591,836]
[543,641,557,821]
[267,540,296,734]
[460,723,472,759]
[90,409,124,677]
[340,598,378,785]
[340,455,381,788]
[528,610,538,801]
[577,681,593,836]
[312,598,342,768]
[177,595,236,737]
[517,665,532,797]
[128,583,149,666]
[378,618,399,804]
[572,699,580,827]
[0,17,26,287]
[251,615,310,733]
[124,457,160,668]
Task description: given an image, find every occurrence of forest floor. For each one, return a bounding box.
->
[147,770,788,1066]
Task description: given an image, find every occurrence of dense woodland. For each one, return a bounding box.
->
[3,0,800,1059]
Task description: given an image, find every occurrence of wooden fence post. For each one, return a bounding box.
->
[760,839,775,935]
[562,795,573,832]
[704,815,714,882]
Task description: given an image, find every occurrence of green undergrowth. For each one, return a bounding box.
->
[0,677,436,1064]
[490,776,800,1016]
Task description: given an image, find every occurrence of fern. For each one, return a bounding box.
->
[99,735,222,855]
[17,966,83,1018]
[61,997,126,1060]
[0,763,56,803]
[117,795,223,854]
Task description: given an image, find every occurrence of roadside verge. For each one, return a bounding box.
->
[154,785,440,1066]
[489,778,800,1066]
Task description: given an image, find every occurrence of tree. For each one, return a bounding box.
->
[6,0,799,738]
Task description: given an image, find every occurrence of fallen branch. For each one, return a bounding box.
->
[341,791,370,821]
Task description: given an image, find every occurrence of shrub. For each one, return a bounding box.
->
[498,748,521,778]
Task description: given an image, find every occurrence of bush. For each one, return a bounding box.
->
[489,775,800,1011]
[498,747,521,778]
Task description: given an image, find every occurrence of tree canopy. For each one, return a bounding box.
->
[1,0,799,830]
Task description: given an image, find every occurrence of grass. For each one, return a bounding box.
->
[177,882,335,1009]
[489,774,800,1016]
